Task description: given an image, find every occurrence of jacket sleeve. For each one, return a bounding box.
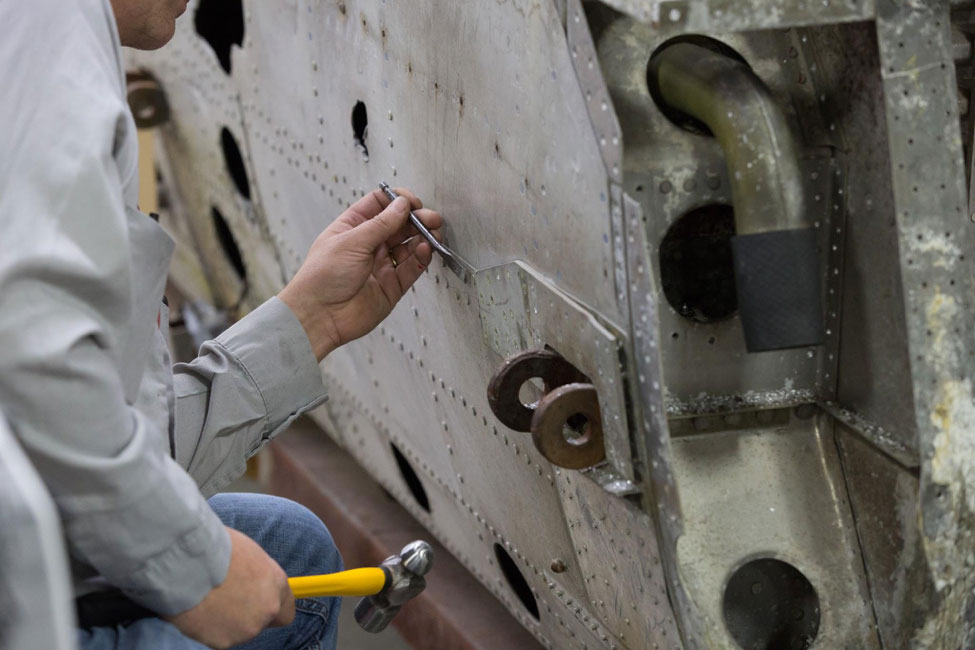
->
[0,0,230,616]
[172,297,328,496]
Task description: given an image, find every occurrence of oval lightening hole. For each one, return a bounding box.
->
[390,443,430,512]
[659,203,737,323]
[352,100,369,159]
[723,558,820,650]
[194,0,244,75]
[646,35,749,136]
[494,543,540,620]
[211,206,245,280]
[220,127,250,200]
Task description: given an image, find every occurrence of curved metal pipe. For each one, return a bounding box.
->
[648,42,805,234]
[648,42,823,351]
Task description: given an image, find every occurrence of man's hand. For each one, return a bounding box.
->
[279,187,443,360]
[166,527,294,649]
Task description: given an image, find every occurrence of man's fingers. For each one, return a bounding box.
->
[336,187,424,235]
[389,239,415,267]
[356,196,411,249]
[390,235,433,267]
[394,241,433,293]
[385,208,443,249]
[271,583,296,628]
[347,187,422,221]
[392,187,422,210]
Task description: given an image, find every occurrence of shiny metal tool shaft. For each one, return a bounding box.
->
[378,181,475,282]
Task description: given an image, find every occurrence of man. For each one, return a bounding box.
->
[0,0,443,648]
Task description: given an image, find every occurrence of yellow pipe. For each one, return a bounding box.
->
[288,567,388,598]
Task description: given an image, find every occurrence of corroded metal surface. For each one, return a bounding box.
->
[597,0,874,31]
[476,262,636,483]
[487,349,588,433]
[132,0,975,647]
[531,383,606,469]
[875,1,975,646]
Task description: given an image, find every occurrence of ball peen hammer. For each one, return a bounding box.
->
[290,539,434,633]
[352,540,433,633]
[75,539,434,634]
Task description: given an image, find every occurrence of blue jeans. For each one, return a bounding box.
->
[77,493,343,650]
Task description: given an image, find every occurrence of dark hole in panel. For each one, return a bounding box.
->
[659,203,738,323]
[220,127,250,200]
[723,558,820,650]
[390,443,430,512]
[211,206,246,280]
[195,0,244,75]
[155,165,170,210]
[493,543,540,620]
[647,35,750,136]
[352,100,369,159]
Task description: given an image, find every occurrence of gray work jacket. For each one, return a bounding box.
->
[0,0,327,615]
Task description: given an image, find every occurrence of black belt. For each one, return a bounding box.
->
[75,590,155,629]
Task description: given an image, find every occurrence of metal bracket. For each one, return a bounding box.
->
[475,261,635,486]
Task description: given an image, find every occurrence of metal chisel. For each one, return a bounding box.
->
[379,181,474,282]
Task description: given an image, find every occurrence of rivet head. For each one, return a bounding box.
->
[550,559,567,573]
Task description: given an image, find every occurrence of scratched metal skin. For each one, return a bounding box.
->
[130,0,975,647]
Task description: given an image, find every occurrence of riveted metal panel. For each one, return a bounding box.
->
[475,261,635,483]
[670,412,880,649]
[556,469,683,649]
[128,27,285,311]
[791,19,925,462]
[133,0,975,647]
[595,0,875,32]
[236,0,625,328]
[594,20,846,414]
[875,1,975,644]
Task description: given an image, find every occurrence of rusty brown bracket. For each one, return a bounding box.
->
[531,383,605,470]
[487,349,587,432]
[487,350,606,469]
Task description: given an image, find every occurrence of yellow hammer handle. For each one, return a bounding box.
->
[288,567,387,598]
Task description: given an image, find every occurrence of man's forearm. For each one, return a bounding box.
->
[172,296,328,496]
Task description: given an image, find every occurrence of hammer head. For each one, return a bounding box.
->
[353,540,433,633]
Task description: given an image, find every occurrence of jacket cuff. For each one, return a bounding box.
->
[123,500,231,615]
[215,297,327,435]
